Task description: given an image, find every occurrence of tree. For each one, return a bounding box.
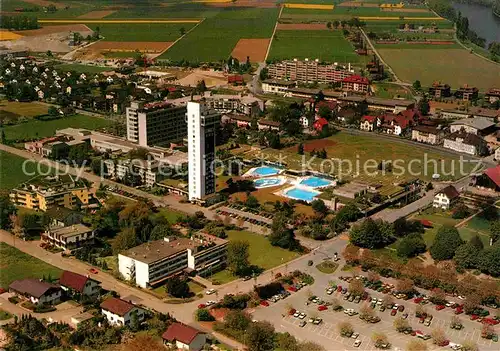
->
[330,297,342,311]
[326,21,332,29]
[337,321,353,336]
[393,317,410,332]
[372,332,389,348]
[224,310,251,331]
[246,321,275,351]
[368,271,380,283]
[276,332,299,351]
[122,334,164,351]
[311,199,328,217]
[430,328,446,345]
[452,203,470,219]
[245,195,260,209]
[269,212,298,250]
[111,228,137,254]
[348,279,365,296]
[425,182,434,191]
[0,129,5,144]
[298,341,325,351]
[490,221,500,244]
[463,294,481,314]
[469,235,484,250]
[318,105,332,119]
[406,339,428,351]
[166,276,190,298]
[478,243,500,276]
[227,240,250,275]
[297,143,304,155]
[413,80,422,91]
[397,234,426,258]
[430,225,463,261]
[0,194,16,229]
[382,295,394,308]
[396,278,414,294]
[180,27,186,35]
[196,80,207,93]
[417,94,430,115]
[453,242,479,269]
[150,224,174,241]
[196,308,215,321]
[349,218,393,249]
[430,288,446,305]
[359,303,375,320]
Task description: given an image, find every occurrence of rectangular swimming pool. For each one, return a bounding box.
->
[283,187,320,202]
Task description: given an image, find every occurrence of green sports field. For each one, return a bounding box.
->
[159,7,279,62]
[268,30,366,64]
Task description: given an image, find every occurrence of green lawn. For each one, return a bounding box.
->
[155,207,184,224]
[0,242,62,289]
[1,114,113,141]
[0,309,13,321]
[316,260,339,274]
[0,150,51,190]
[412,210,462,246]
[0,100,48,119]
[54,64,111,74]
[159,7,279,62]
[373,82,413,99]
[209,230,301,284]
[85,23,195,42]
[269,30,366,64]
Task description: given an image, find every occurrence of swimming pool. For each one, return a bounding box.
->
[283,187,320,202]
[254,177,284,188]
[252,166,281,176]
[299,176,332,188]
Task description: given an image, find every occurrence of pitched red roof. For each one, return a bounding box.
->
[420,219,433,228]
[59,270,96,293]
[162,322,204,345]
[342,75,370,85]
[484,165,500,187]
[361,115,377,123]
[100,297,135,316]
[316,100,337,111]
[313,117,328,131]
[438,185,460,200]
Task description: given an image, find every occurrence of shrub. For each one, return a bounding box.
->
[196,308,215,322]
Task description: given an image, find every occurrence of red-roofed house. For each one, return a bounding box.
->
[313,117,329,132]
[228,75,244,85]
[341,75,370,93]
[379,113,414,135]
[59,270,101,297]
[162,323,207,351]
[479,165,500,192]
[360,115,379,131]
[433,185,460,209]
[100,297,145,326]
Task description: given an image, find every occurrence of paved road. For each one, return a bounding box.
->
[249,62,265,95]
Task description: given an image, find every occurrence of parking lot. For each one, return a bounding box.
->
[252,278,499,351]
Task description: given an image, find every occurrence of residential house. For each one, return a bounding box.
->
[258,119,280,131]
[341,75,370,93]
[433,185,460,209]
[449,118,496,136]
[443,132,488,156]
[441,107,500,121]
[429,82,451,98]
[313,118,328,132]
[228,74,244,85]
[286,87,321,99]
[485,88,500,104]
[337,107,357,124]
[378,113,413,136]
[42,224,95,251]
[315,100,338,118]
[411,125,443,145]
[59,270,101,297]
[360,115,378,131]
[9,279,62,305]
[162,323,207,351]
[100,297,145,326]
[455,85,479,101]
[226,114,252,128]
[299,115,313,128]
[477,165,500,192]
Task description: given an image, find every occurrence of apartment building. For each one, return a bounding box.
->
[429,82,451,98]
[43,224,95,251]
[449,118,496,136]
[443,132,488,156]
[411,125,443,145]
[267,59,354,84]
[118,234,227,288]
[485,88,500,104]
[10,175,91,211]
[204,94,264,117]
[455,85,479,101]
[341,75,370,93]
[104,158,171,187]
[126,101,187,147]
[440,107,500,121]
[261,79,296,95]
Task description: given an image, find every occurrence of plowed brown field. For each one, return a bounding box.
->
[90,41,172,52]
[231,38,270,62]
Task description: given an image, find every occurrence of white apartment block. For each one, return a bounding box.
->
[118,235,227,288]
[126,101,187,147]
[186,102,220,201]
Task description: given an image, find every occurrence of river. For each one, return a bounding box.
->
[452,2,500,46]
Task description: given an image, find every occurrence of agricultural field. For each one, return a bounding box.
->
[377,48,500,91]
[0,150,51,190]
[247,132,476,182]
[159,7,278,62]
[1,114,114,141]
[209,229,301,284]
[0,100,48,120]
[107,3,220,19]
[268,30,367,64]
[54,63,111,74]
[84,23,196,42]
[372,82,413,99]
[0,242,62,289]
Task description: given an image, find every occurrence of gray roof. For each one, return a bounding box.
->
[9,279,60,298]
[450,118,495,131]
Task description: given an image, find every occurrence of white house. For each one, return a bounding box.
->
[433,185,460,210]
[100,297,145,327]
[162,323,207,351]
[59,270,101,297]
[9,279,62,305]
[299,115,312,128]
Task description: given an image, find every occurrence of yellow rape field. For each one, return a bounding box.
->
[0,31,23,41]
[284,4,335,10]
[380,2,404,8]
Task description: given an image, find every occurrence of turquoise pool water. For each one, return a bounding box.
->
[284,187,319,202]
[252,166,280,176]
[254,177,282,188]
[300,176,332,188]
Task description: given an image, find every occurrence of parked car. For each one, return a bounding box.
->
[299,321,306,327]
[391,310,397,316]
[89,268,98,274]
[293,311,300,318]
[353,340,362,347]
[299,312,306,319]
[260,300,269,307]
[398,305,405,312]
[318,305,328,311]
[436,305,445,311]
[205,289,216,295]
[198,304,206,309]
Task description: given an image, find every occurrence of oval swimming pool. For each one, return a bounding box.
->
[299,176,332,188]
[254,177,283,188]
[252,166,281,176]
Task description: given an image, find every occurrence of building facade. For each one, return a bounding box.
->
[261,79,296,95]
[443,132,487,156]
[186,102,220,201]
[162,323,207,351]
[43,224,95,251]
[267,59,354,84]
[9,279,62,305]
[59,270,101,297]
[126,101,187,147]
[341,75,370,93]
[433,185,460,209]
[100,297,145,326]
[411,126,442,145]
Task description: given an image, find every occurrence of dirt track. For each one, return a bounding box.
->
[231,38,270,62]
[90,41,172,52]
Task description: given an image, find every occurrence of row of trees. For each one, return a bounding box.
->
[1,16,38,30]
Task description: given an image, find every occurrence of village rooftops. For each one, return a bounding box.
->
[262,79,296,86]
[9,279,60,298]
[48,224,93,239]
[342,75,370,84]
[100,297,135,316]
[287,87,321,95]
[442,107,500,119]
[445,131,485,147]
[258,119,281,127]
[59,270,99,293]
[438,185,460,200]
[162,322,205,345]
[413,125,441,134]
[450,118,496,131]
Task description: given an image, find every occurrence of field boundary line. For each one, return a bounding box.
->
[156,18,206,58]
[264,5,283,61]
[39,19,201,24]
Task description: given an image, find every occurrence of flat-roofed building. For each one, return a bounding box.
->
[10,175,92,211]
[43,224,95,251]
[126,101,187,147]
[267,59,354,84]
[261,79,296,95]
[118,234,227,288]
